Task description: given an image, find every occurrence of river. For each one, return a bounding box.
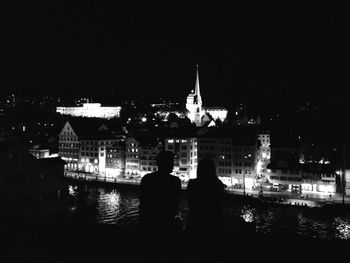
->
[67,184,350,240]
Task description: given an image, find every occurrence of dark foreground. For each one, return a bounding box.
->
[2,215,349,263]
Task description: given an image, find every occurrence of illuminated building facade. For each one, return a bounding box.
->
[58,119,120,173]
[140,140,163,176]
[105,141,126,178]
[257,132,271,159]
[164,136,198,181]
[197,128,258,187]
[124,136,164,177]
[263,133,337,194]
[29,146,59,159]
[79,136,119,175]
[56,103,121,119]
[186,66,228,126]
[301,164,336,193]
[125,138,141,176]
[58,121,80,171]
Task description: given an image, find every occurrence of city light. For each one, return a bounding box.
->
[57,103,121,119]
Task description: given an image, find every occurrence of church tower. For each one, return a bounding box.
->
[186,65,203,126]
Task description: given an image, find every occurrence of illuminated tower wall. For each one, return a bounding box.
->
[186,66,203,126]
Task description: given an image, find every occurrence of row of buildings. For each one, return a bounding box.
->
[54,66,349,196]
[57,118,348,195]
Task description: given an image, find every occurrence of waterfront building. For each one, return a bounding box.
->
[58,118,115,172]
[263,132,302,192]
[105,141,126,178]
[197,127,258,187]
[266,160,303,192]
[56,103,121,119]
[257,131,271,160]
[139,137,163,176]
[125,137,141,177]
[78,131,120,176]
[58,121,81,171]
[301,163,336,193]
[164,130,198,181]
[125,135,164,177]
[186,66,228,126]
[264,131,337,194]
[256,131,271,183]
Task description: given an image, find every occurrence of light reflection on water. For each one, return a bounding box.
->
[241,206,255,223]
[97,189,121,224]
[334,217,350,239]
[68,185,350,240]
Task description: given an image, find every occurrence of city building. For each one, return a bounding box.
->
[256,131,271,179]
[186,66,228,126]
[301,163,336,194]
[257,131,271,160]
[58,121,81,171]
[105,141,126,178]
[56,103,121,119]
[139,137,163,176]
[124,135,164,177]
[29,145,58,159]
[197,127,258,188]
[266,160,303,192]
[125,137,141,177]
[78,131,120,176]
[263,131,302,192]
[164,132,198,182]
[58,118,108,171]
[263,131,337,194]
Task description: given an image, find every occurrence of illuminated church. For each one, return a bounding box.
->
[186,66,228,126]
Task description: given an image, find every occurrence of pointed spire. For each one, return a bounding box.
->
[195,65,202,105]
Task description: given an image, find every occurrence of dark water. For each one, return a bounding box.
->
[67,184,350,240]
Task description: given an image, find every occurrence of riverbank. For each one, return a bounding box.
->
[63,174,350,209]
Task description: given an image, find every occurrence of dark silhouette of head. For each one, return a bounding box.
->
[197,157,217,180]
[156,151,174,174]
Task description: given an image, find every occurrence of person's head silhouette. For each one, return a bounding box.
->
[197,157,217,180]
[156,151,174,174]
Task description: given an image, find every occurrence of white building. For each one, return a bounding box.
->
[56,103,121,119]
[29,146,58,159]
[186,65,228,126]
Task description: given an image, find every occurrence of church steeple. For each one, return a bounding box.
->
[194,64,202,105]
[186,64,204,126]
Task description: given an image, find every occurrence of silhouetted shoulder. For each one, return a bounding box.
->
[140,172,158,183]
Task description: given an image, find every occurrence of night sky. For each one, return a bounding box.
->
[5,2,349,107]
